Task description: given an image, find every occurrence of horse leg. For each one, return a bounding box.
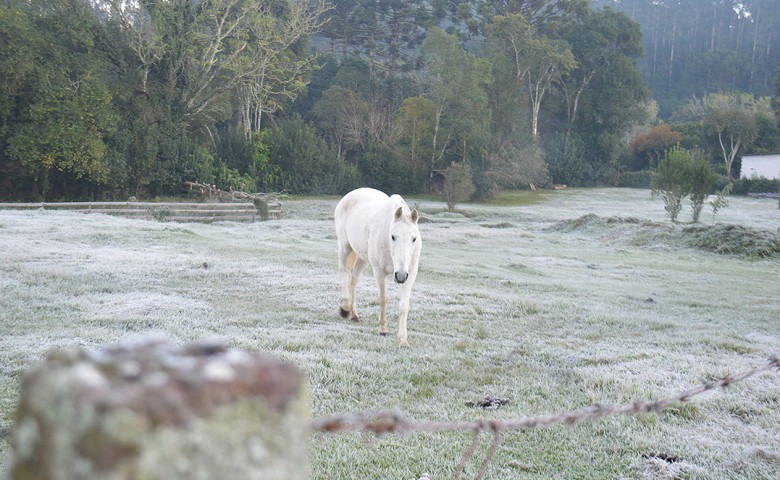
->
[348,257,368,322]
[338,246,356,319]
[397,273,416,348]
[373,270,389,337]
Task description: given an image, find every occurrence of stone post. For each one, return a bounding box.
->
[8,337,308,480]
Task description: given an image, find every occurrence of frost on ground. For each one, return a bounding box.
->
[1,188,779,479]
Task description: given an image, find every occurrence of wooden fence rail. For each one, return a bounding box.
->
[0,201,282,223]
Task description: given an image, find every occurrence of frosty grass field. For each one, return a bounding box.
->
[1,187,779,479]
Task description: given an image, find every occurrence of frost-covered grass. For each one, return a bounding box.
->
[1,188,779,479]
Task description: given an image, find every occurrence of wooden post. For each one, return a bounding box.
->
[9,337,308,480]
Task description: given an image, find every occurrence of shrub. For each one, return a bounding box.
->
[731,177,780,195]
[265,114,339,194]
[652,146,691,222]
[545,132,592,186]
[686,149,719,223]
[358,142,416,194]
[616,171,654,189]
[213,163,257,192]
[443,162,476,212]
[652,146,719,223]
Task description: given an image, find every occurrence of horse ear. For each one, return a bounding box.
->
[394,207,403,220]
[411,209,419,224]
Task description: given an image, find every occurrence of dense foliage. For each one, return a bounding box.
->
[0,0,777,201]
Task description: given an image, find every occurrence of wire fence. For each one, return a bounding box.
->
[311,356,780,480]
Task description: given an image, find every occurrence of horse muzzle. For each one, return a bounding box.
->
[394,271,408,284]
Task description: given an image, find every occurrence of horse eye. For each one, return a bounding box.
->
[412,237,417,243]
[391,235,397,241]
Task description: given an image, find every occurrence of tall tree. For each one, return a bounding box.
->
[455,0,588,35]
[591,0,780,116]
[420,28,491,180]
[706,107,758,180]
[4,0,119,199]
[675,92,767,179]
[318,0,438,76]
[396,96,436,178]
[487,14,575,141]
[102,0,328,137]
[558,7,643,124]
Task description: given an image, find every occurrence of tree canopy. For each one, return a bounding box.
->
[0,0,778,201]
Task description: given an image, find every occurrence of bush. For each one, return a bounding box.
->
[687,150,719,223]
[213,163,257,192]
[265,114,340,194]
[443,162,476,212]
[616,171,654,188]
[652,146,691,222]
[731,177,780,195]
[358,142,416,194]
[652,146,719,222]
[545,132,593,186]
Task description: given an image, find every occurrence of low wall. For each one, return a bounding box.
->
[0,201,282,223]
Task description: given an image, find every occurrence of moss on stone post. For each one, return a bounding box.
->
[9,337,308,480]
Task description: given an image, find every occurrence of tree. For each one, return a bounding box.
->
[318,0,437,76]
[265,114,336,194]
[455,0,589,35]
[487,14,575,141]
[443,162,475,212]
[629,124,681,169]
[590,0,780,115]
[709,181,732,224]
[102,0,328,137]
[652,146,691,223]
[559,7,644,125]
[420,28,491,182]
[546,132,590,186]
[4,0,119,199]
[396,96,436,181]
[484,140,548,193]
[235,0,330,136]
[569,54,651,182]
[312,86,367,159]
[0,1,37,197]
[651,146,718,223]
[705,106,758,181]
[685,148,719,223]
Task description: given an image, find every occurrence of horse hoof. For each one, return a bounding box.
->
[339,308,350,318]
[350,316,360,323]
[399,341,409,348]
[379,332,389,336]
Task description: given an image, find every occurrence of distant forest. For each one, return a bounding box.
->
[0,0,778,201]
[592,0,780,116]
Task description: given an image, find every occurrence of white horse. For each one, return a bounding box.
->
[334,188,421,347]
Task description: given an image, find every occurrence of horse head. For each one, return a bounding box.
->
[389,206,420,284]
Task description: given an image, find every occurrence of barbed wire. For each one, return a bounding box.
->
[311,356,780,479]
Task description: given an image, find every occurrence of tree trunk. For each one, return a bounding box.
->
[718,132,741,181]
[668,18,676,87]
[430,104,443,185]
